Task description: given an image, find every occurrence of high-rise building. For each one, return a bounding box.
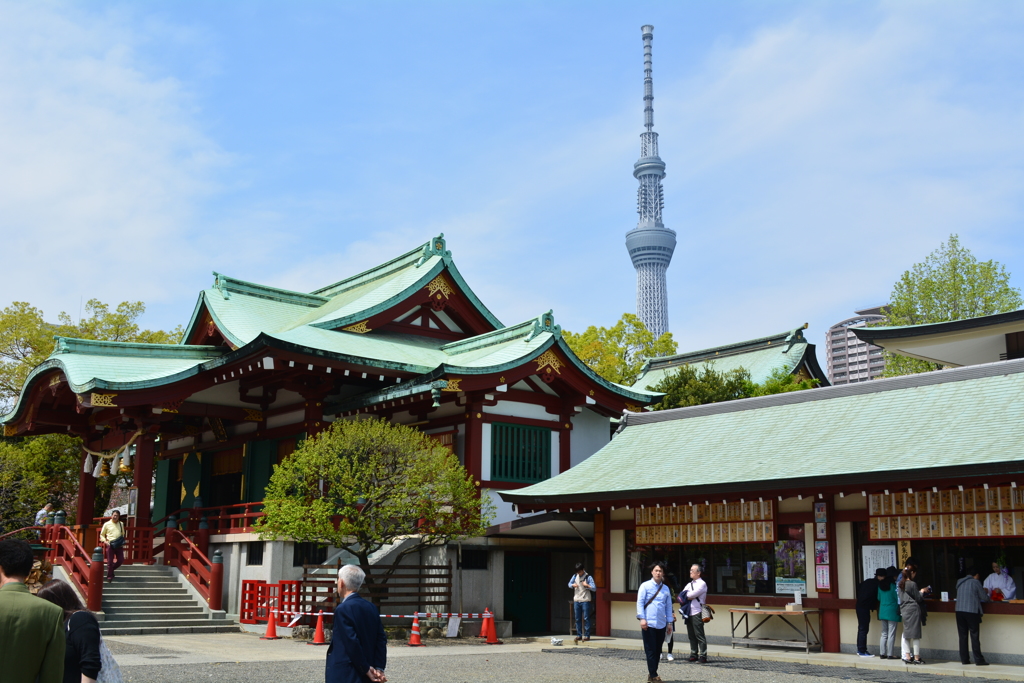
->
[625,25,675,339]
[826,306,887,384]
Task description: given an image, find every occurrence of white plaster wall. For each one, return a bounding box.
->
[267,411,303,430]
[487,401,557,422]
[836,522,855,600]
[610,529,625,593]
[804,523,818,599]
[551,431,559,479]
[569,408,611,467]
[482,487,542,526]
[481,423,492,480]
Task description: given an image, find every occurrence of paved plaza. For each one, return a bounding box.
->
[108,634,1024,683]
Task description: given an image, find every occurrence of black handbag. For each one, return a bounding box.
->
[109,523,126,549]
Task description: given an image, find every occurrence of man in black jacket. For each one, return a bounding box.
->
[956,568,989,666]
[326,565,388,683]
[855,568,886,657]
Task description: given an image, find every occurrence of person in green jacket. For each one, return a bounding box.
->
[877,565,901,659]
[0,539,66,683]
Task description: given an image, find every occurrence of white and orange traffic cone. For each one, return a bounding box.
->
[260,608,281,640]
[407,615,425,647]
[308,611,327,646]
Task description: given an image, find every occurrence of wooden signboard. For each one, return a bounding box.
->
[868,487,1024,540]
[634,501,776,545]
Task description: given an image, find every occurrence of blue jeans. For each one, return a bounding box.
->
[573,601,591,638]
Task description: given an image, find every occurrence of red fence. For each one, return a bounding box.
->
[0,525,104,611]
[163,529,222,610]
[239,579,301,624]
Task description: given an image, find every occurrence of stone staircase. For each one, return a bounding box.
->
[100,564,236,635]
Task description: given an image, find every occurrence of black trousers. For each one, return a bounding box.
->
[956,611,984,664]
[641,626,667,677]
[855,607,871,653]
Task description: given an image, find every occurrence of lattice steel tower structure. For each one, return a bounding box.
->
[625,24,676,338]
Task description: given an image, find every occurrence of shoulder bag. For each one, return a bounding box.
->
[701,604,715,623]
[643,582,666,610]
[109,522,126,549]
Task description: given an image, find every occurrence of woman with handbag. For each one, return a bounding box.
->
[99,511,126,583]
[679,564,709,663]
[897,566,930,664]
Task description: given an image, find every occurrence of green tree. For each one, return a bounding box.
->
[881,234,1023,377]
[0,298,182,409]
[0,298,180,524]
[650,365,819,410]
[562,313,677,386]
[255,418,494,595]
[0,440,48,534]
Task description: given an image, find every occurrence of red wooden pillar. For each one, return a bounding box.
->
[134,434,155,529]
[209,550,224,611]
[594,511,612,636]
[821,495,841,652]
[464,403,483,484]
[558,417,572,473]
[87,546,104,612]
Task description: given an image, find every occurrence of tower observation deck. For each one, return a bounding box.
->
[625,24,675,339]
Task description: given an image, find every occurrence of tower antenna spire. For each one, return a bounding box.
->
[626,25,676,338]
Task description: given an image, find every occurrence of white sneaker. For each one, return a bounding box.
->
[667,654,674,661]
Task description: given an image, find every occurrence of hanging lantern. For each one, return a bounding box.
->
[100,459,111,478]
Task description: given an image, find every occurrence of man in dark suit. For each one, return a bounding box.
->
[0,539,66,683]
[326,564,388,683]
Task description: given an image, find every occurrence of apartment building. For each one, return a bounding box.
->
[826,306,887,384]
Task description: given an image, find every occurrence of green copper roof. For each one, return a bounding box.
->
[632,325,826,391]
[1,238,657,426]
[501,360,1024,508]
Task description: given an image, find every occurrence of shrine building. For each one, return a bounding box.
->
[1,234,660,628]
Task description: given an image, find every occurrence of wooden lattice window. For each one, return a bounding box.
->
[490,422,551,483]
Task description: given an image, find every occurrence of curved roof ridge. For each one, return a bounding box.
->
[441,311,558,355]
[52,337,226,360]
[210,273,328,307]
[311,234,449,298]
[650,324,809,367]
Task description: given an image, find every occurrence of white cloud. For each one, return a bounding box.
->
[0,1,227,322]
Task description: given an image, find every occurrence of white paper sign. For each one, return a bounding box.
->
[446,616,461,638]
[862,545,897,582]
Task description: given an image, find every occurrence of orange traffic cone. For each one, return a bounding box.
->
[308,611,327,646]
[407,615,425,647]
[260,608,281,640]
[477,609,490,638]
[485,613,503,645]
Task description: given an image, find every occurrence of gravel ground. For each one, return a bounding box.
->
[119,649,977,683]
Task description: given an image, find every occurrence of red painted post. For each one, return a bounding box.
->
[195,516,210,557]
[87,547,104,612]
[134,435,155,529]
[209,550,224,611]
[822,608,840,652]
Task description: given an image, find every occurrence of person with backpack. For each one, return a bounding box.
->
[98,511,126,583]
[568,562,596,643]
[679,563,709,663]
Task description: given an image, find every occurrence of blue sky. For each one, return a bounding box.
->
[2,1,1023,369]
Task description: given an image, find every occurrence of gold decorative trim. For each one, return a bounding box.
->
[534,350,563,375]
[193,483,201,498]
[180,483,187,504]
[425,275,454,299]
[3,424,18,437]
[243,409,264,422]
[90,393,118,408]
[49,375,63,387]
[625,404,642,413]
[343,321,371,334]
[442,379,462,392]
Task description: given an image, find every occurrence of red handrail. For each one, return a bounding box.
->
[164,528,219,608]
[150,502,265,534]
[1,525,103,611]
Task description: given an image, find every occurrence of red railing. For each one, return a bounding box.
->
[163,528,223,610]
[151,502,264,535]
[239,579,301,624]
[88,519,154,565]
[0,525,104,611]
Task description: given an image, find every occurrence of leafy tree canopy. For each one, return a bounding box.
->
[0,299,182,409]
[881,234,1023,377]
[650,365,818,411]
[0,299,180,526]
[255,418,494,588]
[562,313,677,386]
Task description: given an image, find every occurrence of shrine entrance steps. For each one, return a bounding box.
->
[100,564,236,635]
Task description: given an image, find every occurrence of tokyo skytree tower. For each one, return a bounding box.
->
[625,24,676,338]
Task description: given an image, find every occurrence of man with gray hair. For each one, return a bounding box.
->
[326,564,388,683]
